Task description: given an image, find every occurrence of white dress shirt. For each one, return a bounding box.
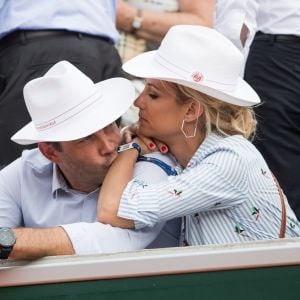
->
[214,0,258,50]
[256,0,300,35]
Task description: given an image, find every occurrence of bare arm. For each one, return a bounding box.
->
[117,0,215,43]
[98,149,137,228]
[10,227,74,260]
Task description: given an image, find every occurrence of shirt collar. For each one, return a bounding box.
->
[52,164,69,195]
[185,132,224,169]
[52,164,100,197]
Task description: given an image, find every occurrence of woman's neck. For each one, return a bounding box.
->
[166,133,205,168]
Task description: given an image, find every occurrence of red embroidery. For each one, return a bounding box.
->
[191,72,203,83]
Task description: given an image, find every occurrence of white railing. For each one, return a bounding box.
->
[1,238,300,287]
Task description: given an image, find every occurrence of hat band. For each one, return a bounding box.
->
[35,90,103,132]
[154,53,237,92]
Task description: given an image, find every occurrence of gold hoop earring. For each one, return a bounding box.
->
[180,101,201,139]
[181,119,198,138]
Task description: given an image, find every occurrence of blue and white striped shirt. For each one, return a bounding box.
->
[118,133,300,245]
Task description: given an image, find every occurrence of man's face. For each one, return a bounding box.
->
[54,122,121,192]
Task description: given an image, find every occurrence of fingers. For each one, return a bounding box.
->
[123,125,169,155]
[123,131,133,144]
[153,139,168,154]
[120,123,139,143]
[138,136,157,152]
[136,135,169,155]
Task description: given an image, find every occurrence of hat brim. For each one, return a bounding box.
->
[11,78,135,145]
[123,51,260,107]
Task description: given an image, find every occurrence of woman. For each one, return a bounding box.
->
[98,25,300,245]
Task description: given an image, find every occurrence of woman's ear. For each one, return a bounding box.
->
[184,100,203,122]
[38,142,61,164]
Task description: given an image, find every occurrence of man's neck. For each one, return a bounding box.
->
[56,165,100,193]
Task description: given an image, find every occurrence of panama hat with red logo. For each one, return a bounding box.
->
[11,61,135,145]
[123,25,260,106]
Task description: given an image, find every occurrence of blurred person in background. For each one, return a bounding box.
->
[244,0,300,220]
[0,0,122,168]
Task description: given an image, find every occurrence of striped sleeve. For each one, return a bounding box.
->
[118,149,249,229]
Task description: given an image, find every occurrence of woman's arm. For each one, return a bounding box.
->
[117,0,215,43]
[98,147,138,228]
[98,135,172,228]
[100,147,249,229]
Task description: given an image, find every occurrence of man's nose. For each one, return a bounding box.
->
[96,131,116,155]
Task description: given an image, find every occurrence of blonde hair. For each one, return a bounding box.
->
[162,81,257,140]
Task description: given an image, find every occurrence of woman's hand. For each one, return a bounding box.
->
[121,123,169,154]
[134,136,168,155]
[120,123,139,143]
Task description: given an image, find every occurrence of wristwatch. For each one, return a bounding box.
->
[0,228,16,259]
[118,142,141,155]
[131,9,143,34]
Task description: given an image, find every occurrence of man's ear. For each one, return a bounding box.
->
[184,100,203,122]
[38,142,61,164]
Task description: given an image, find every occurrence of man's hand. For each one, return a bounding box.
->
[240,23,249,47]
[10,227,74,260]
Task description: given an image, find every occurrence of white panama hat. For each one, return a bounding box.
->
[11,61,135,145]
[123,25,260,107]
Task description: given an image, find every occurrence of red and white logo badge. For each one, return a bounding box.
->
[191,71,203,83]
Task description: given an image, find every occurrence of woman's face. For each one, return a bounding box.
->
[134,79,188,140]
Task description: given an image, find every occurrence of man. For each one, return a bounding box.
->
[244,0,300,220]
[0,0,123,168]
[0,61,180,260]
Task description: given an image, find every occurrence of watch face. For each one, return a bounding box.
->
[133,17,142,30]
[0,228,16,247]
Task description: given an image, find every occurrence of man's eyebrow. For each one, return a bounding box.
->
[76,134,93,142]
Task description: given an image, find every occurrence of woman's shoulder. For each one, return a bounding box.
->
[197,133,254,158]
[193,133,264,172]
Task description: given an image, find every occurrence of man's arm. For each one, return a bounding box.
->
[9,222,165,259]
[9,153,178,259]
[10,227,74,260]
[61,222,165,255]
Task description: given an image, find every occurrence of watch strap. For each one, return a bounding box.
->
[0,246,12,259]
[118,142,141,155]
[131,9,143,34]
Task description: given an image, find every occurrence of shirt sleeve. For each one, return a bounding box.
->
[61,152,177,255]
[118,149,249,229]
[243,0,259,45]
[214,0,248,50]
[0,158,23,227]
[61,221,165,255]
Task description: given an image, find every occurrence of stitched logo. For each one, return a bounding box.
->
[191,71,203,83]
